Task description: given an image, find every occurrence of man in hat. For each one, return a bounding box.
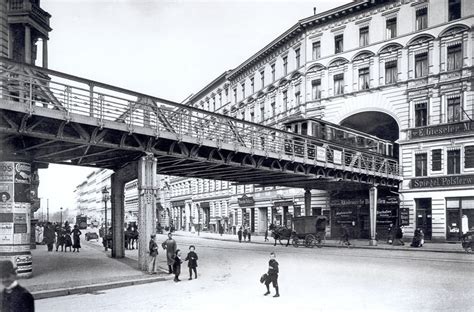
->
[0,260,34,312]
[162,232,177,274]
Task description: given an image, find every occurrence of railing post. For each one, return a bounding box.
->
[89,83,94,117]
[28,77,33,112]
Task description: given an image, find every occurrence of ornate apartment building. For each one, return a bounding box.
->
[163,0,474,242]
[72,0,473,242]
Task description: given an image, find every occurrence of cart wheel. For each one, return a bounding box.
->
[292,238,299,248]
[315,236,323,248]
[305,234,315,248]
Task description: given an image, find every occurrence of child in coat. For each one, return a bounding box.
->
[185,245,199,280]
[173,249,183,282]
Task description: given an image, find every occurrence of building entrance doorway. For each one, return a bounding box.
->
[258,208,268,234]
[416,198,432,240]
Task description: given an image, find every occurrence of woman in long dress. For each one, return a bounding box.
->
[72,224,82,252]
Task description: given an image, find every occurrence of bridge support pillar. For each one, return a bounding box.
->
[137,154,158,272]
[369,186,378,246]
[110,161,138,258]
[304,188,311,216]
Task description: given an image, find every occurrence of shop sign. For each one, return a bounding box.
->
[238,195,254,207]
[410,120,474,139]
[399,208,410,226]
[333,150,342,165]
[411,175,474,188]
[316,146,326,162]
[171,200,185,207]
[273,200,294,207]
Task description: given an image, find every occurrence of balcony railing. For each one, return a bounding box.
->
[8,0,50,28]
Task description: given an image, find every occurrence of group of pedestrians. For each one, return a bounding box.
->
[237,226,252,243]
[148,233,199,282]
[42,221,82,252]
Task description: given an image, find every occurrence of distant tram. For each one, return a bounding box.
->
[284,118,394,158]
[76,215,88,229]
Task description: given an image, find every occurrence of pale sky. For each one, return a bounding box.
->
[37,0,350,214]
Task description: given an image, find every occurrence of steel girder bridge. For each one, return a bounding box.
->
[0,57,401,191]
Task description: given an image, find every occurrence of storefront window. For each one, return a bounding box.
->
[446,198,474,241]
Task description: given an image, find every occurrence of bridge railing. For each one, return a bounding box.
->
[0,58,400,178]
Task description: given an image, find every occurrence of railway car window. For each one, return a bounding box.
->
[294,124,299,134]
[301,122,308,135]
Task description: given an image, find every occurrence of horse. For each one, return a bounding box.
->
[269,224,294,247]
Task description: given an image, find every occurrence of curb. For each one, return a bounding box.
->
[172,233,468,255]
[33,274,169,300]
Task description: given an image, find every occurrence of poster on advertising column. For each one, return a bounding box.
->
[14,162,31,203]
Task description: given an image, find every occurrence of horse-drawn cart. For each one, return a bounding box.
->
[291,216,327,248]
[269,215,328,248]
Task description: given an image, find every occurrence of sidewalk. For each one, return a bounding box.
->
[172,230,467,254]
[22,240,170,300]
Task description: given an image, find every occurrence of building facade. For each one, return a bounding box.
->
[71,0,474,242]
[164,0,474,241]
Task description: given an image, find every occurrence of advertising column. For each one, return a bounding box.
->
[0,161,32,277]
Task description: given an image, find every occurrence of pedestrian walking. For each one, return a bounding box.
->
[243,227,248,242]
[394,225,405,246]
[162,232,177,274]
[43,222,55,252]
[35,223,43,245]
[264,228,269,242]
[185,245,199,280]
[263,252,280,298]
[55,227,65,252]
[387,223,394,244]
[148,234,159,274]
[237,227,243,243]
[72,225,82,252]
[0,260,34,312]
[248,229,251,242]
[341,225,351,246]
[64,231,73,252]
[173,249,183,282]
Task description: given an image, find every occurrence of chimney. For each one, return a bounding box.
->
[313,7,317,15]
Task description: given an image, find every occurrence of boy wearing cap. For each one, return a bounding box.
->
[148,234,159,274]
[185,245,199,280]
[0,260,34,312]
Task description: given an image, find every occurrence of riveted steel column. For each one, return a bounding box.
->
[111,174,125,258]
[304,188,311,216]
[138,154,157,272]
[369,186,378,246]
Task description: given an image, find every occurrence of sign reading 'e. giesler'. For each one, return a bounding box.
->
[410,175,474,188]
[410,121,474,138]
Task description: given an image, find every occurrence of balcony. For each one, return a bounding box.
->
[8,0,51,34]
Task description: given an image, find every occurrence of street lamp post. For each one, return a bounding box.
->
[102,187,110,251]
[60,207,63,225]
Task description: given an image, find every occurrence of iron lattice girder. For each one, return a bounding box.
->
[0,107,399,189]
